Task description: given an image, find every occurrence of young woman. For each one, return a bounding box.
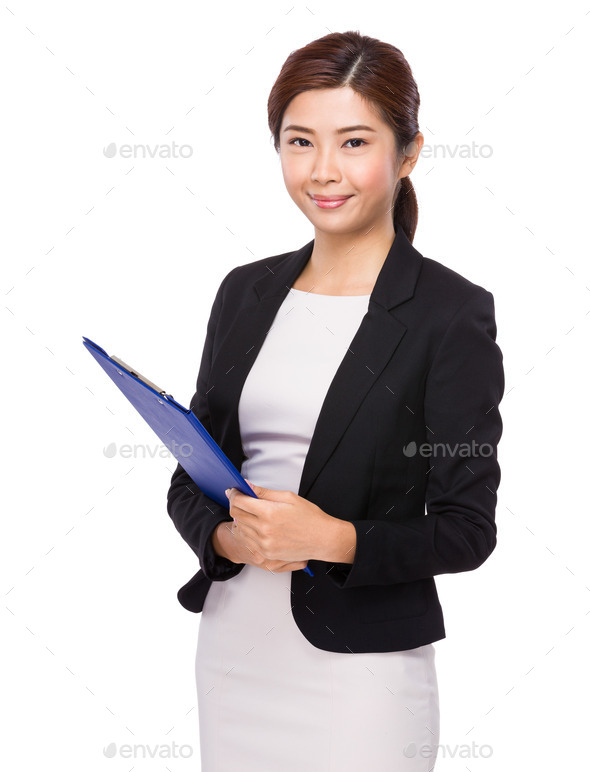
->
[167,30,504,771]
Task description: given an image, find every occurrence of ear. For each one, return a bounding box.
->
[399,131,424,179]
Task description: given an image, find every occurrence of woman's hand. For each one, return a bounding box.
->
[215,518,307,573]
[224,478,334,573]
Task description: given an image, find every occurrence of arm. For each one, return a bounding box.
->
[166,268,246,582]
[327,287,505,589]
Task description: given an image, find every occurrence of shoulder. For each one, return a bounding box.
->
[419,254,493,301]
[214,247,297,301]
[415,254,496,330]
[224,248,295,283]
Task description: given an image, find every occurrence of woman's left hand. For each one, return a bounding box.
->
[225,479,334,564]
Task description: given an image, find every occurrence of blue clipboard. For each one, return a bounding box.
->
[82,336,313,577]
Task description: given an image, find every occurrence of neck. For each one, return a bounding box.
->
[300,222,396,295]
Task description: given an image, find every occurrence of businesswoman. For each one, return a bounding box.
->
[167,30,504,772]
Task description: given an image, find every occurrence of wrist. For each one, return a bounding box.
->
[312,515,357,564]
[211,521,234,562]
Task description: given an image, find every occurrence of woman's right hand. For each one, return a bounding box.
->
[213,520,309,573]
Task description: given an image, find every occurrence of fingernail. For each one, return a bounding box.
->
[225,488,230,497]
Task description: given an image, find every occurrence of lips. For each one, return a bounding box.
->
[311,195,352,201]
[310,194,353,209]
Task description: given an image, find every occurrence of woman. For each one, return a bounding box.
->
[167,30,504,771]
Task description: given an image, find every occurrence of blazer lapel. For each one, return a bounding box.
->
[208,225,423,498]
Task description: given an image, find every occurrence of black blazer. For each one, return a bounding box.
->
[167,224,505,653]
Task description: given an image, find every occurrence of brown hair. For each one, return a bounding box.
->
[267,30,421,244]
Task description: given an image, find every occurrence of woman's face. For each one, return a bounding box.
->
[279,86,402,237]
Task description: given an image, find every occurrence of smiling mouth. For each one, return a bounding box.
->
[310,194,353,209]
[310,195,353,201]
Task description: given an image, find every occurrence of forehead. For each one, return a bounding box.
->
[281,87,384,131]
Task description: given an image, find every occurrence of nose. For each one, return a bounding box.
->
[310,148,342,185]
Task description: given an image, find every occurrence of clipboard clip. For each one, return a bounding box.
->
[111,355,170,397]
[110,354,189,412]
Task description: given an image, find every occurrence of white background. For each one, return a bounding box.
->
[1,0,588,769]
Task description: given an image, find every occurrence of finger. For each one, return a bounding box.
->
[228,489,265,519]
[227,487,249,504]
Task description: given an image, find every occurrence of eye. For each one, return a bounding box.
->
[287,137,368,148]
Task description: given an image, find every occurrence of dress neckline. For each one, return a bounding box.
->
[290,288,371,298]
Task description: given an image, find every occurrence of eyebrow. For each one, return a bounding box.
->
[282,124,377,135]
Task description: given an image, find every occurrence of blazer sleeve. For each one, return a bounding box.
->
[327,286,505,589]
[166,269,246,583]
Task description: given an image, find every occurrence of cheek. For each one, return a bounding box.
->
[280,153,304,191]
[353,158,396,197]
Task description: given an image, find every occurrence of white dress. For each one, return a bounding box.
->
[196,288,440,771]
